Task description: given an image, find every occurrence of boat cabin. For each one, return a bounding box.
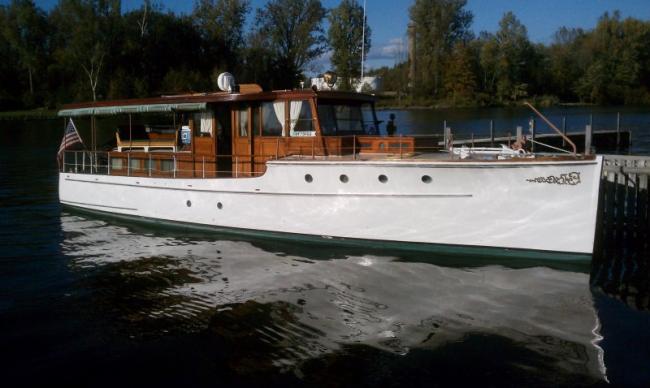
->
[59,85,438,178]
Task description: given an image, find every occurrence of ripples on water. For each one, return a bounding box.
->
[51,213,609,386]
[1,120,649,387]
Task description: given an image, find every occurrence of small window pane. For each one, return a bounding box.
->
[262,102,284,136]
[290,100,314,136]
[238,108,248,137]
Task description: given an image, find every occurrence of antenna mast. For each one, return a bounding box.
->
[361,0,366,83]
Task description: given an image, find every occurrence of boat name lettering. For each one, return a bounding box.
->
[526,172,581,185]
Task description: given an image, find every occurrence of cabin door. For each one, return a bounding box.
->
[233,105,253,176]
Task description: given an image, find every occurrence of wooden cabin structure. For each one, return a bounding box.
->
[59,86,436,179]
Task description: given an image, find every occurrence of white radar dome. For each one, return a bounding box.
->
[217,72,236,92]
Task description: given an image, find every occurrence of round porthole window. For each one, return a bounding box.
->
[217,202,223,209]
[186,200,192,207]
[378,174,388,183]
[421,175,432,184]
[339,174,349,183]
[305,174,313,183]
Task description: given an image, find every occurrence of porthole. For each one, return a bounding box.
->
[186,200,192,207]
[217,202,223,209]
[305,174,313,183]
[339,174,349,183]
[421,175,432,184]
[378,174,388,183]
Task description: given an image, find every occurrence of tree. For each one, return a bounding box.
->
[50,0,122,101]
[443,43,478,105]
[254,0,327,88]
[478,12,533,102]
[192,0,250,73]
[576,11,650,104]
[1,0,48,103]
[409,0,473,97]
[328,0,371,90]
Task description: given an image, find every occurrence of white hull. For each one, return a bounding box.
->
[59,157,603,255]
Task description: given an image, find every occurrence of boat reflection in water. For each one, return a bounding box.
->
[60,212,608,386]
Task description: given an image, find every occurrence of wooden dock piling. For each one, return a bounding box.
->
[594,155,650,310]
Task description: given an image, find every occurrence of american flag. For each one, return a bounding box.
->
[57,118,84,159]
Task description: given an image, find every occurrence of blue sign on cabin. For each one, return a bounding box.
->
[181,125,191,145]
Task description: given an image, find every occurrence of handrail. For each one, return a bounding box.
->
[524,102,577,155]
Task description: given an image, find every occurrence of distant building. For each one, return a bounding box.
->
[310,76,382,93]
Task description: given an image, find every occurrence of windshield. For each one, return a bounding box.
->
[317,102,377,135]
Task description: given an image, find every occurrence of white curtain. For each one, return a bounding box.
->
[273,101,286,136]
[200,110,213,135]
[290,101,303,136]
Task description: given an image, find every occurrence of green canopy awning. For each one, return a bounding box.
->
[58,102,207,117]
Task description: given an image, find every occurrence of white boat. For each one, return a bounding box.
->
[57,78,603,259]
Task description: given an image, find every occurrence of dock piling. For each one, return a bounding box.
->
[490,120,494,147]
[585,125,593,155]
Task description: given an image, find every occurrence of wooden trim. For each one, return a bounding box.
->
[60,90,376,111]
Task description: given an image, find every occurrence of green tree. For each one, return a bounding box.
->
[192,0,250,74]
[478,12,533,102]
[546,27,586,100]
[328,0,371,90]
[576,11,650,104]
[409,0,473,98]
[254,0,327,88]
[443,43,478,105]
[1,0,48,104]
[50,0,122,101]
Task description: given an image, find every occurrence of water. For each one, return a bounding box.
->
[1,110,649,387]
[376,106,650,155]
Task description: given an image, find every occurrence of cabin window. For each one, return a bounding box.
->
[160,159,174,172]
[261,102,285,136]
[317,102,373,135]
[318,104,337,135]
[237,108,248,137]
[197,110,213,137]
[289,100,314,136]
[111,158,123,171]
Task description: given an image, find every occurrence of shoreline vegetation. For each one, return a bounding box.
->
[1,0,649,114]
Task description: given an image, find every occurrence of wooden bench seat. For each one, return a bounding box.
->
[116,132,177,152]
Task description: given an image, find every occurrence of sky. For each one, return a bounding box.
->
[12,0,650,70]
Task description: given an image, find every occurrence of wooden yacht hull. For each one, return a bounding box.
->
[59,156,603,256]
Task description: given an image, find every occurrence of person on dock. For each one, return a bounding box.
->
[386,114,397,136]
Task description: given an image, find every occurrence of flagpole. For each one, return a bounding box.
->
[361,0,366,83]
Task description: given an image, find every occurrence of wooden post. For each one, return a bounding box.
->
[444,128,453,150]
[107,153,111,175]
[529,118,536,153]
[489,120,494,147]
[562,116,566,147]
[507,131,511,147]
[173,154,176,178]
[399,134,403,158]
[585,124,593,155]
[127,153,131,177]
[616,112,621,151]
[148,154,151,177]
[516,126,523,144]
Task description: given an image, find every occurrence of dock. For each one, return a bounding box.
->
[441,129,631,153]
[593,155,650,311]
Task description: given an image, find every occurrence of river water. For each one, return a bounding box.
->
[1,108,649,387]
